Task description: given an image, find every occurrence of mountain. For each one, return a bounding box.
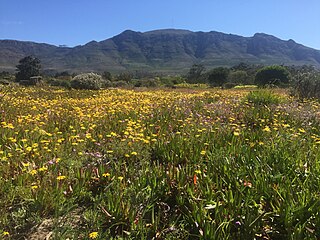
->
[1,29,320,73]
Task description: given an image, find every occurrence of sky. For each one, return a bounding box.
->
[1,0,320,49]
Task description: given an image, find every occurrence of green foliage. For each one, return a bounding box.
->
[228,70,249,84]
[117,72,133,83]
[255,65,290,86]
[246,89,281,105]
[207,67,229,87]
[47,78,72,89]
[186,64,205,83]
[102,71,112,81]
[1,86,320,239]
[15,56,41,82]
[291,70,320,99]
[133,78,160,88]
[54,71,72,80]
[222,82,237,89]
[158,76,185,88]
[174,83,209,89]
[71,73,102,90]
[112,80,128,88]
[100,80,113,88]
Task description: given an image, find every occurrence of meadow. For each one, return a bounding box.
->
[0,85,320,239]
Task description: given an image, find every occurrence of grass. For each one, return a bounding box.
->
[245,89,282,105]
[0,85,320,239]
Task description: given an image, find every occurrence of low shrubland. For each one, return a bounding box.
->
[0,86,319,239]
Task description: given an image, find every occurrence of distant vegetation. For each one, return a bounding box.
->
[1,56,320,100]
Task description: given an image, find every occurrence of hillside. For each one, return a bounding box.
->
[1,29,320,73]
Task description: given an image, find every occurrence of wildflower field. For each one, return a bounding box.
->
[0,86,320,239]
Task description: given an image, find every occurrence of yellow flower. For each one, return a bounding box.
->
[131,151,137,156]
[29,169,37,176]
[106,150,114,154]
[200,150,206,155]
[233,131,240,136]
[22,162,30,167]
[2,231,9,236]
[102,173,110,177]
[26,146,32,152]
[118,176,124,181]
[263,126,271,132]
[31,185,39,189]
[56,175,67,180]
[89,231,98,239]
[38,166,48,172]
[195,170,202,174]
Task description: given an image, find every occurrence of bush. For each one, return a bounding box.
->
[255,65,290,87]
[246,90,281,105]
[133,79,160,88]
[101,80,113,88]
[291,71,320,99]
[222,82,237,89]
[47,78,71,89]
[206,67,229,87]
[71,73,102,90]
[228,70,249,84]
[112,80,128,88]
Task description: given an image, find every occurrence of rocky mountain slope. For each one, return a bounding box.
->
[1,29,320,73]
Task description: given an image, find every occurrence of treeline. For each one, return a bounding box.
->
[1,56,320,99]
[186,63,295,87]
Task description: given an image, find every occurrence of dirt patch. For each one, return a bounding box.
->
[27,208,83,240]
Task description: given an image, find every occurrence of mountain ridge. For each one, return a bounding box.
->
[1,29,320,73]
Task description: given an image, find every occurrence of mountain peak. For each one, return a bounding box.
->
[144,29,193,35]
[1,29,320,73]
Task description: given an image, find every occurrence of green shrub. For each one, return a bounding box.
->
[47,78,71,89]
[228,70,249,84]
[222,82,237,89]
[101,80,113,88]
[112,80,128,88]
[246,90,281,105]
[71,73,102,90]
[133,78,160,88]
[291,71,320,99]
[207,67,230,87]
[255,65,290,87]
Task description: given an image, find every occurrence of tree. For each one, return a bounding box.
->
[102,71,112,81]
[255,65,290,86]
[228,70,249,84]
[117,72,133,83]
[186,64,205,83]
[15,56,41,82]
[207,67,229,87]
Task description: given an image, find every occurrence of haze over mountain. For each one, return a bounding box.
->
[1,29,320,73]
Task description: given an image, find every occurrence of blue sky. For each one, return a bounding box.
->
[1,0,320,49]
